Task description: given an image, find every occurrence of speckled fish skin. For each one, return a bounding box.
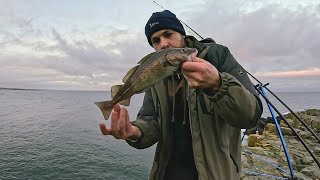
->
[95,47,198,120]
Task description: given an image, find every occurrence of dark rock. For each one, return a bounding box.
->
[264,123,276,133]
[298,156,314,165]
[300,165,320,179]
[304,109,320,116]
[280,127,292,135]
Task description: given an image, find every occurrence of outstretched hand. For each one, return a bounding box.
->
[99,104,141,140]
[182,57,221,91]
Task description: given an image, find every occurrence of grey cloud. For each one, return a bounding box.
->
[50,29,152,77]
[1,0,319,92]
[0,25,153,90]
[0,17,43,49]
[11,16,34,30]
[188,1,320,74]
[0,31,22,48]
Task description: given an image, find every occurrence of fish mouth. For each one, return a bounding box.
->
[185,48,198,56]
[166,48,198,65]
[187,49,198,61]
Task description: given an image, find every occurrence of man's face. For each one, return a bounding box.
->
[150,29,186,51]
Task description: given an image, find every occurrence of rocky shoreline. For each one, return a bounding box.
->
[241,109,320,180]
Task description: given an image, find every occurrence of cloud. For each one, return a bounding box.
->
[49,28,152,81]
[256,68,320,78]
[188,0,320,75]
[10,16,34,30]
[1,0,319,92]
[0,18,153,90]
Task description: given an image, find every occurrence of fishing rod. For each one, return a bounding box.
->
[246,71,320,144]
[152,1,204,40]
[152,0,319,151]
[152,0,320,178]
[258,84,295,178]
[255,83,320,168]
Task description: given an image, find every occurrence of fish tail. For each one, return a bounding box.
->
[94,100,113,120]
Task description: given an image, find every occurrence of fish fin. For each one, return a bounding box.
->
[94,100,113,120]
[119,98,131,106]
[122,65,139,83]
[137,52,155,64]
[111,85,122,98]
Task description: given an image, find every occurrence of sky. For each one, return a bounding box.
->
[0,0,319,92]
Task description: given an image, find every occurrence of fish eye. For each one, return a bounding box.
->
[182,49,186,52]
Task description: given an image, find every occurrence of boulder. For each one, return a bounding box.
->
[264,123,277,133]
[280,127,292,135]
[241,109,320,180]
[247,134,261,147]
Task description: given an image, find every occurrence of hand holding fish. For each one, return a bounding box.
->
[182,57,221,91]
[99,104,141,140]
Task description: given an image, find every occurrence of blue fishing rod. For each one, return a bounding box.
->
[249,73,320,169]
[256,83,295,178]
[152,1,317,141]
[152,1,320,179]
[248,71,320,144]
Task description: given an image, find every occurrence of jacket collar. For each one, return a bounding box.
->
[184,35,206,51]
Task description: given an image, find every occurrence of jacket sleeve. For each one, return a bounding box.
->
[202,44,263,128]
[126,88,160,149]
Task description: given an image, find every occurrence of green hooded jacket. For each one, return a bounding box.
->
[127,36,263,180]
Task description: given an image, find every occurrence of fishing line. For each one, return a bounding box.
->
[152,1,204,39]
[151,1,320,178]
[246,71,320,144]
[255,84,320,168]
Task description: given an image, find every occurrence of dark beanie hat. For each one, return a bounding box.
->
[145,10,186,46]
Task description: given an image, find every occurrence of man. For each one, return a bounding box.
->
[99,10,263,180]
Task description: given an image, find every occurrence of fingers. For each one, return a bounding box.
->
[111,110,120,138]
[125,108,132,133]
[183,71,201,81]
[182,58,206,72]
[99,123,112,135]
[192,56,205,62]
[118,107,128,137]
[101,104,131,140]
[182,63,206,88]
[113,104,121,113]
[182,59,220,89]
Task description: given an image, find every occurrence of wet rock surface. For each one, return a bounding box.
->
[241,109,320,180]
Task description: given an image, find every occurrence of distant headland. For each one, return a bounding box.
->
[0,87,42,91]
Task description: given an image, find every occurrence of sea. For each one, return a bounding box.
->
[0,89,319,180]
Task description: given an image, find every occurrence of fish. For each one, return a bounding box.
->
[95,47,198,120]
